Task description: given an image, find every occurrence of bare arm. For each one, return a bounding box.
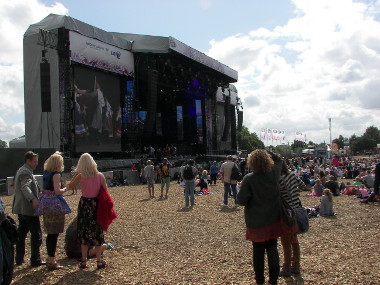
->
[67,172,81,190]
[53,173,66,196]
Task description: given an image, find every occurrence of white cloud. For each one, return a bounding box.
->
[0,0,68,144]
[207,0,380,144]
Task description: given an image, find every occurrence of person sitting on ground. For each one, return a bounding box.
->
[319,189,335,217]
[324,175,340,196]
[356,169,375,189]
[312,179,324,196]
[65,217,114,260]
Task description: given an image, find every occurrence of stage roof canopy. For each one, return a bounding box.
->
[25,14,238,82]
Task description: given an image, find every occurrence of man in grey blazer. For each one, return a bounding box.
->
[12,151,45,267]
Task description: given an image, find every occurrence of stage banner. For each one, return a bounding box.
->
[272,129,279,141]
[69,31,134,76]
[260,128,266,140]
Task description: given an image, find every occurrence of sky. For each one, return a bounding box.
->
[0,0,380,146]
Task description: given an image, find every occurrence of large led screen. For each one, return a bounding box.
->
[74,65,121,153]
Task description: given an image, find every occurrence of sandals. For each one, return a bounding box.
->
[97,260,106,269]
[46,261,64,270]
[79,260,87,269]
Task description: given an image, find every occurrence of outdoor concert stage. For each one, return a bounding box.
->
[23,14,242,159]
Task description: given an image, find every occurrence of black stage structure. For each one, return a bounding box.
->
[23,14,241,161]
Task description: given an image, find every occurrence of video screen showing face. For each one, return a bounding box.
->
[73,65,121,153]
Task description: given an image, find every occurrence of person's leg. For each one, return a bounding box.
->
[190,181,195,206]
[151,183,155,197]
[252,241,266,284]
[28,216,43,266]
[160,178,164,198]
[46,234,59,262]
[280,235,292,267]
[80,244,89,267]
[95,245,106,269]
[15,215,28,265]
[223,183,230,205]
[184,183,190,206]
[266,239,280,284]
[165,177,170,198]
[291,235,301,274]
[231,184,238,205]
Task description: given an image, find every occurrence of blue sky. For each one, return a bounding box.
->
[1,0,380,146]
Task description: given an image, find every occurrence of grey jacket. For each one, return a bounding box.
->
[12,164,40,216]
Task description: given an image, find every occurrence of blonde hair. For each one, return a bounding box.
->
[202,169,208,175]
[323,189,333,202]
[44,152,64,172]
[247,149,274,174]
[76,153,98,178]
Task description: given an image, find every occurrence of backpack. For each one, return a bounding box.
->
[161,164,169,177]
[230,164,241,181]
[183,165,195,180]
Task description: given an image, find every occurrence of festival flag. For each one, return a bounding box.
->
[295,131,303,142]
[260,128,266,140]
[267,129,273,140]
[272,129,279,141]
[278,130,285,141]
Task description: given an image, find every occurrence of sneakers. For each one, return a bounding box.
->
[220,203,227,207]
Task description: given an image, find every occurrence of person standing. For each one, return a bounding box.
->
[12,151,45,267]
[220,155,238,207]
[209,161,219,185]
[278,160,306,277]
[159,158,172,199]
[181,159,197,207]
[41,152,68,270]
[144,160,155,198]
[66,153,108,269]
[237,150,284,285]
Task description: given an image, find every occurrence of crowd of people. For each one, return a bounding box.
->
[0,150,379,284]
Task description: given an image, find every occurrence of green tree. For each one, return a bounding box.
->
[0,139,7,148]
[349,126,380,154]
[237,126,265,152]
[332,135,346,149]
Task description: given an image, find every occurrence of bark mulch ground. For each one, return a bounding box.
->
[2,179,380,284]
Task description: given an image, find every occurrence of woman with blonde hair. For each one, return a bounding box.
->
[67,153,108,269]
[42,152,68,270]
[237,149,285,285]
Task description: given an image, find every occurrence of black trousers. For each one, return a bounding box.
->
[252,239,279,284]
[16,215,42,265]
[210,173,217,184]
[46,234,59,257]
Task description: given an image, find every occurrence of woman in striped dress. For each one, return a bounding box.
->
[278,160,307,277]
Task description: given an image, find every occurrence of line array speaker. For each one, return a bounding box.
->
[40,62,51,112]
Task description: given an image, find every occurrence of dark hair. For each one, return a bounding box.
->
[24,151,38,162]
[187,159,194,166]
[281,159,290,175]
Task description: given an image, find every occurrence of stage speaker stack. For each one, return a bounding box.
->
[40,62,51,112]
[221,96,231,141]
[144,69,158,136]
[237,110,243,131]
[230,105,237,150]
